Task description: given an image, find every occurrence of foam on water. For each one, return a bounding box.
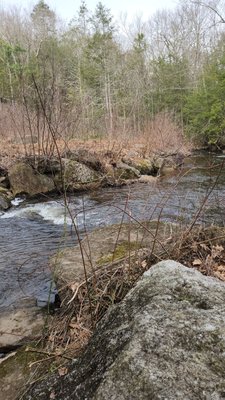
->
[11,197,25,206]
[1,200,72,225]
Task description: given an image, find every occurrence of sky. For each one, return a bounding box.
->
[0,0,177,22]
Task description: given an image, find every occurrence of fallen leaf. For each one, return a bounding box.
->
[141,260,147,268]
[58,367,68,376]
[216,265,225,272]
[192,259,202,266]
[200,243,209,251]
[211,245,224,259]
[69,322,80,329]
[191,242,198,252]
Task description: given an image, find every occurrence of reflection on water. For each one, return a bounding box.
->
[0,154,224,308]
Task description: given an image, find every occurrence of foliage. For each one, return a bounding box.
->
[1,0,225,146]
[184,52,225,147]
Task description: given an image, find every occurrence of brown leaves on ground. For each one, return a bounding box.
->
[172,227,225,282]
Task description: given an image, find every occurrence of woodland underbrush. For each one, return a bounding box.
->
[39,224,225,361]
[0,107,190,169]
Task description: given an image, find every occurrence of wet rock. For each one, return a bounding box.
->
[8,162,55,196]
[153,153,184,176]
[0,193,10,210]
[0,299,45,351]
[24,261,225,399]
[114,162,140,180]
[122,157,154,175]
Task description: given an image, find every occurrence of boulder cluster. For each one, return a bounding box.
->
[0,150,183,211]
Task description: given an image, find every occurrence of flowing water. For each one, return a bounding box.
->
[0,154,225,309]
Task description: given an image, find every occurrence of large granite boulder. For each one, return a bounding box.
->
[8,162,55,196]
[54,159,102,191]
[24,260,225,399]
[62,149,103,172]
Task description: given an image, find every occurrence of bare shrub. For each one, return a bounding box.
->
[141,112,188,155]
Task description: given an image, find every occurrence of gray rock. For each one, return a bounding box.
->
[0,193,10,210]
[153,153,184,176]
[24,260,225,399]
[54,159,102,191]
[8,162,55,196]
[122,157,154,175]
[62,149,103,172]
[0,299,45,350]
[114,162,140,180]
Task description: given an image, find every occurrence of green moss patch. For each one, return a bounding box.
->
[97,241,140,266]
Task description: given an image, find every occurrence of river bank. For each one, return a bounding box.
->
[1,152,225,399]
[0,142,187,212]
[1,222,225,400]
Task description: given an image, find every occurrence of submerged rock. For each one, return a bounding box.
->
[8,162,55,196]
[24,260,225,399]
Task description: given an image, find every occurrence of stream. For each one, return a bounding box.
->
[0,154,225,310]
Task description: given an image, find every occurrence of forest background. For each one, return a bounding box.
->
[1,0,225,156]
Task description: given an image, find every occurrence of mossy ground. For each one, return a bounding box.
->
[97,241,139,266]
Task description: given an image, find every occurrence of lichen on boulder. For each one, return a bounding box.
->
[23,260,225,399]
[114,162,140,181]
[122,157,154,175]
[54,159,102,191]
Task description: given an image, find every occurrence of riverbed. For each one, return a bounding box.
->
[0,154,224,309]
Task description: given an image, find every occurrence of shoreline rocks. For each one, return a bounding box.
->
[0,150,184,205]
[8,162,55,196]
[0,193,11,211]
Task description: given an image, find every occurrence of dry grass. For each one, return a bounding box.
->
[0,108,190,169]
[170,226,225,281]
[43,224,225,362]
[46,248,150,358]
